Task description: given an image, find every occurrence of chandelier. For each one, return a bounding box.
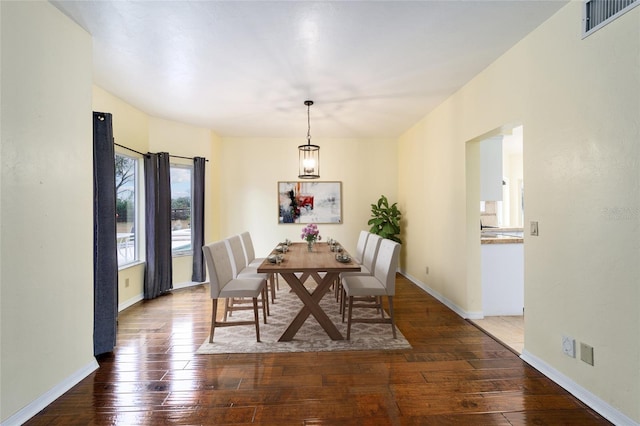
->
[298,100,320,179]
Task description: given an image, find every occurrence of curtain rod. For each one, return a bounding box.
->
[114,142,208,162]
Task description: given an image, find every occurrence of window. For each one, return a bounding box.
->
[115,153,139,266]
[170,164,193,256]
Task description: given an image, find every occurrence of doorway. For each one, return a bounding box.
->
[466,125,524,354]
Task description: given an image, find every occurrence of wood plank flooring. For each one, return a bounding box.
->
[25,274,611,425]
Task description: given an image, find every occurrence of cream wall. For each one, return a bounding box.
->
[398,2,639,423]
[1,2,95,422]
[219,137,397,256]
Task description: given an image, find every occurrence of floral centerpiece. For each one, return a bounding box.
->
[301,223,321,251]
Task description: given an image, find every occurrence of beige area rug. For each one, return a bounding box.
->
[196,281,411,354]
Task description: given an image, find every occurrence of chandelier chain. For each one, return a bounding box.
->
[306,101,312,144]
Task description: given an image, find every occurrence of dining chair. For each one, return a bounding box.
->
[240,231,279,302]
[351,233,381,276]
[334,231,372,302]
[341,238,401,340]
[353,230,370,264]
[338,233,382,311]
[224,235,270,318]
[227,234,260,276]
[202,241,267,343]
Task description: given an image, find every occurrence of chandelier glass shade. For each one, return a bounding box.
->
[298,100,320,179]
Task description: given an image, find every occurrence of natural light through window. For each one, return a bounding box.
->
[115,153,139,266]
[171,164,193,256]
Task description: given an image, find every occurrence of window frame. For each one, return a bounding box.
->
[115,151,142,269]
[170,162,194,257]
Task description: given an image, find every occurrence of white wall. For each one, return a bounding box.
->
[1,2,95,422]
[219,137,397,256]
[398,2,639,422]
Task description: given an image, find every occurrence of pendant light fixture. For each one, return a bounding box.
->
[298,100,320,179]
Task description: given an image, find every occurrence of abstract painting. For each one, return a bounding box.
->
[278,181,342,224]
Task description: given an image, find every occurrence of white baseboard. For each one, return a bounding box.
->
[400,270,483,319]
[1,359,99,426]
[118,282,204,312]
[173,280,204,290]
[118,293,143,312]
[520,350,638,426]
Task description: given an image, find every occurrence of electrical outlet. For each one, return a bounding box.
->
[562,335,575,358]
[125,278,130,288]
[530,221,539,236]
[425,266,429,275]
[580,343,594,365]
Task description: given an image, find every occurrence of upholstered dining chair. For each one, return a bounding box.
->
[202,241,267,343]
[338,233,382,311]
[341,238,401,340]
[353,230,370,264]
[349,233,381,276]
[334,231,372,302]
[240,231,279,302]
[227,234,261,277]
[224,235,270,318]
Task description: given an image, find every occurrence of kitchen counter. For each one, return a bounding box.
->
[481,228,523,244]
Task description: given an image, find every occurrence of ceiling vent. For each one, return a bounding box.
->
[583,0,639,37]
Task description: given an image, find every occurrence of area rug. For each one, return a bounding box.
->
[196,281,411,354]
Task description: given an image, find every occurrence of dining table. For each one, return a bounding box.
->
[257,241,361,341]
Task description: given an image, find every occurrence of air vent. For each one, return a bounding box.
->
[583,0,639,37]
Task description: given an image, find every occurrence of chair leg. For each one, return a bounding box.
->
[262,287,268,324]
[378,296,385,319]
[253,297,261,342]
[341,288,347,322]
[269,273,276,303]
[224,298,232,320]
[346,296,354,340]
[209,299,218,343]
[262,287,270,318]
[388,296,397,339]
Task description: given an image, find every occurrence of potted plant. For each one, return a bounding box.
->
[368,195,402,244]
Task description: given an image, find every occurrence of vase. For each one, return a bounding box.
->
[307,240,314,252]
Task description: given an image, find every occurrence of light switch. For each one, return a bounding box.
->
[530,221,539,236]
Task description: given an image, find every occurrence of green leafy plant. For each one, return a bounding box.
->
[368,195,402,244]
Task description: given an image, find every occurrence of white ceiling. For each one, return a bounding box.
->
[52,0,566,139]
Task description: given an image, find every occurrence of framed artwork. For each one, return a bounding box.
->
[278,181,342,224]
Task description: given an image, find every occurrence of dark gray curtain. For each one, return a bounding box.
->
[93,111,118,355]
[191,157,206,282]
[144,152,173,299]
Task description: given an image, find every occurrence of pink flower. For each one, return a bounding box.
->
[301,224,321,242]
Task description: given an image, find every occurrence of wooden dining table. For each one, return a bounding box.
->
[257,242,361,341]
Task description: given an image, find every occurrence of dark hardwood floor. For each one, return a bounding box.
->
[26,275,610,425]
